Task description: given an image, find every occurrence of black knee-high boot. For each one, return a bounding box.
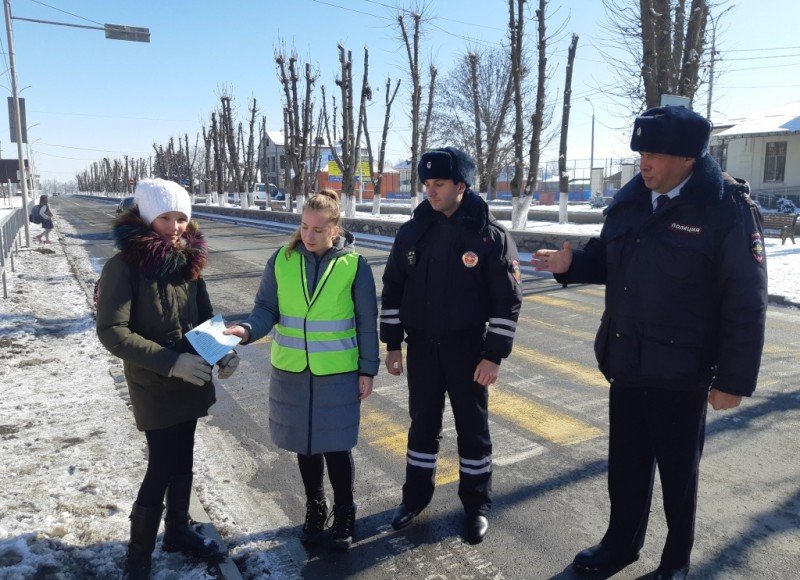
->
[162,473,224,559]
[123,503,163,580]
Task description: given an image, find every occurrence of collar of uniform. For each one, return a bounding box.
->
[651,174,691,208]
[606,154,725,217]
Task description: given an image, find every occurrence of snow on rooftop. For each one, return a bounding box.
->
[715,102,800,137]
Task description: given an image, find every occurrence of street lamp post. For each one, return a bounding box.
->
[585,97,596,199]
[4,0,32,246]
[585,97,595,174]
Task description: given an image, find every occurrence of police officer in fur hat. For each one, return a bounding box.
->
[381,146,523,544]
[533,106,768,579]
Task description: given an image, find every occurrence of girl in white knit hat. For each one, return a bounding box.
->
[95,178,238,578]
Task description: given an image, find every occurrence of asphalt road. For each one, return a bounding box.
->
[56,196,800,579]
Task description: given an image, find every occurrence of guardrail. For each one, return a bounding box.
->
[0,206,27,299]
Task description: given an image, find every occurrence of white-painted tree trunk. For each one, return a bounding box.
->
[558,191,569,224]
[294,194,306,213]
[345,194,357,218]
[372,195,381,215]
[511,195,533,230]
[478,192,488,201]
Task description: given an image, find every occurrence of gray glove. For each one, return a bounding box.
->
[170,353,212,386]
[217,350,240,379]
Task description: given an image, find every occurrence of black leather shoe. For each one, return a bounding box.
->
[654,565,689,579]
[391,503,424,530]
[573,544,639,574]
[465,514,489,544]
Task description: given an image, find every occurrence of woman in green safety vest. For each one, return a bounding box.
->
[224,189,379,552]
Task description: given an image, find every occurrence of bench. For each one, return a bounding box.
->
[762,213,797,245]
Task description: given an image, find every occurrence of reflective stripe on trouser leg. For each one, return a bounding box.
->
[402,337,446,510]
[439,333,493,516]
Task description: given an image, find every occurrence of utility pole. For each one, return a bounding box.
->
[706,6,733,120]
[4,0,31,246]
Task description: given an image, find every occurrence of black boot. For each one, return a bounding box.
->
[122,503,163,580]
[329,503,357,551]
[299,498,328,547]
[162,473,224,559]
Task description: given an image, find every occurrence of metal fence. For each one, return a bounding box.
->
[0,205,27,299]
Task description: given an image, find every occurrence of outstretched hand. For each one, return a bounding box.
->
[223,324,251,343]
[531,241,573,274]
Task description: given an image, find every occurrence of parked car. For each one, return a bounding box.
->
[116,196,136,214]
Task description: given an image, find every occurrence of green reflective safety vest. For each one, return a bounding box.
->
[272,246,360,375]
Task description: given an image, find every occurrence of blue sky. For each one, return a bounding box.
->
[3,0,799,182]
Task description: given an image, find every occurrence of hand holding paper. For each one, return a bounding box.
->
[185,315,242,365]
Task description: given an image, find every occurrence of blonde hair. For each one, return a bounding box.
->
[286,189,341,256]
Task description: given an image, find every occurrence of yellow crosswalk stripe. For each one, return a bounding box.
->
[512,343,609,389]
[252,335,272,345]
[518,314,596,342]
[524,293,602,316]
[490,388,603,445]
[575,286,606,298]
[360,406,461,485]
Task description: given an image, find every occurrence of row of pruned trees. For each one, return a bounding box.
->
[76,0,720,226]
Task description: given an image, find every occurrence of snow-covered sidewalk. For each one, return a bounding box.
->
[0,221,216,578]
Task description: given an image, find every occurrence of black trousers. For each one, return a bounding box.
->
[297,451,355,506]
[136,419,197,508]
[602,386,707,570]
[402,331,492,516]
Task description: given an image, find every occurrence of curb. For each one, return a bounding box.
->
[768,293,800,308]
[189,492,243,580]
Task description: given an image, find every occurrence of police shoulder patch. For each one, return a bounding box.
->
[751,232,764,263]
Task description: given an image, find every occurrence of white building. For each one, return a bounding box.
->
[710,104,800,206]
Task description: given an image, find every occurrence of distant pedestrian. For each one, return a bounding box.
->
[224,189,379,551]
[96,178,238,579]
[34,194,53,244]
[533,106,768,579]
[380,147,523,544]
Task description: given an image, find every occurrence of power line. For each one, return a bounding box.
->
[723,53,800,62]
[726,45,800,52]
[31,109,194,122]
[359,0,506,31]
[307,0,391,21]
[39,142,151,155]
[26,0,102,26]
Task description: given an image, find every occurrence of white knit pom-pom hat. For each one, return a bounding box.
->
[134,178,192,224]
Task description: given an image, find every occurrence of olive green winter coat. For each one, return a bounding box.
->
[95,209,216,431]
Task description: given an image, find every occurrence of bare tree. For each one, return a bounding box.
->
[363,75,401,215]
[517,0,553,229]
[276,46,319,211]
[508,0,527,226]
[201,125,213,198]
[398,9,435,207]
[601,0,711,111]
[557,34,579,224]
[322,44,369,218]
[211,112,224,206]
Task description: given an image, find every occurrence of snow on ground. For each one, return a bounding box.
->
[0,201,798,578]
[0,216,215,579]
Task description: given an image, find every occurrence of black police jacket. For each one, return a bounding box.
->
[556,154,767,395]
[380,191,523,364]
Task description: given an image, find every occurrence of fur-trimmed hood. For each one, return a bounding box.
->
[113,207,208,281]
